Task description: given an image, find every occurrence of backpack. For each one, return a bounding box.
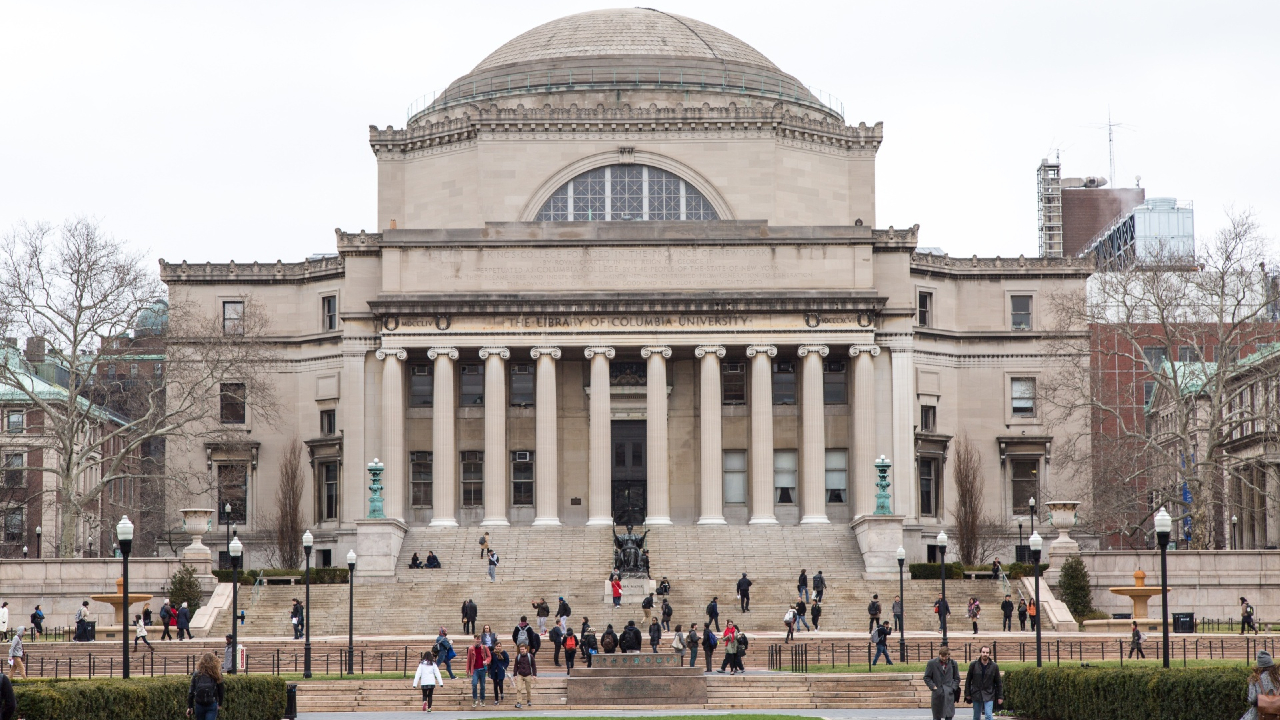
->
[1138,632,1148,644]
[784,609,795,624]
[601,633,616,652]
[564,635,576,651]
[193,672,218,706]
[707,630,718,648]
[491,553,499,565]
[478,536,485,545]
[870,628,880,643]
[1246,605,1256,617]
[515,626,531,647]
[563,602,571,616]
[737,633,749,652]
[434,637,451,658]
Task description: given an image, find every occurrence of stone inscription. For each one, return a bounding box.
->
[394,313,871,333]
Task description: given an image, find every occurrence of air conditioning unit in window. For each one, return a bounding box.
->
[775,361,796,373]
[512,364,531,374]
[514,451,532,462]
[461,365,480,374]
[413,365,431,375]
[824,361,846,373]
[724,363,745,373]
[462,451,483,462]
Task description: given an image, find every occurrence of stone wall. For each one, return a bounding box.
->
[1080,550,1280,623]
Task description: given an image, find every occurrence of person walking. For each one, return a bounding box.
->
[187,652,225,720]
[142,603,153,627]
[563,630,578,676]
[548,623,564,666]
[511,617,541,658]
[222,635,236,674]
[462,599,478,635]
[813,571,827,602]
[736,574,753,612]
[620,620,642,654]
[177,602,192,640]
[159,601,173,641]
[706,597,721,631]
[74,600,90,642]
[134,615,154,653]
[1017,599,1028,631]
[1242,598,1260,635]
[478,531,490,559]
[489,640,510,704]
[933,593,950,636]
[532,598,550,634]
[291,599,304,640]
[29,606,44,639]
[794,597,811,631]
[0,604,7,643]
[783,606,796,643]
[611,576,623,609]
[434,628,457,679]
[581,626,597,668]
[798,569,810,603]
[720,624,740,675]
[923,646,960,720]
[1128,621,1146,659]
[487,549,499,582]
[480,624,496,649]
[811,600,823,631]
[467,634,492,707]
[686,623,700,668]
[967,597,981,635]
[7,628,25,680]
[642,592,655,623]
[868,594,883,632]
[892,595,904,633]
[701,623,717,673]
[672,623,686,662]
[1027,599,1038,631]
[556,597,571,630]
[580,616,590,636]
[872,621,893,666]
[1242,650,1279,720]
[600,624,618,654]
[648,617,662,653]
[412,650,445,712]
[1000,595,1014,632]
[964,646,1003,720]
[735,629,749,673]
[661,598,673,632]
[512,643,537,709]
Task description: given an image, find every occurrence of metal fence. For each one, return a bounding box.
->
[19,647,421,679]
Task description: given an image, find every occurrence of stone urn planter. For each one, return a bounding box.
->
[1045,500,1081,542]
[179,508,215,560]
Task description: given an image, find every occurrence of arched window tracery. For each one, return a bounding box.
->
[535,164,719,221]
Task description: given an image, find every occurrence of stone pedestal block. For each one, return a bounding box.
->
[354,518,408,582]
[567,654,707,706]
[851,514,905,581]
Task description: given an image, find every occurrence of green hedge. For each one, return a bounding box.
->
[1003,666,1251,720]
[1005,562,1050,579]
[14,675,286,720]
[212,567,349,584]
[909,562,965,579]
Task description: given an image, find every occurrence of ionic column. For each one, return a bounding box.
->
[747,345,778,524]
[798,345,830,524]
[642,346,673,525]
[850,345,880,517]
[1266,464,1280,548]
[890,342,917,518]
[479,347,511,526]
[530,347,561,526]
[585,347,615,526]
[340,346,369,525]
[428,347,459,527]
[696,345,727,525]
[375,348,407,521]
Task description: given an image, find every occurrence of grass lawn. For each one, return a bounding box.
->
[795,658,1256,673]
[483,717,809,720]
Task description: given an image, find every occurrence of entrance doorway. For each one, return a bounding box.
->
[611,420,647,526]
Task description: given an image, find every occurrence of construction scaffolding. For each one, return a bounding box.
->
[1037,157,1064,257]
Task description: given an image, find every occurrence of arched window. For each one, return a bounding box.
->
[535,164,719,221]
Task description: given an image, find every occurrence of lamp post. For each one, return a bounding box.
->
[937,530,949,646]
[1155,508,1173,669]
[896,546,907,663]
[346,549,357,674]
[224,502,232,560]
[1028,496,1036,540]
[303,530,313,678]
[117,515,134,679]
[35,526,41,558]
[1030,531,1043,667]
[228,534,243,674]
[22,546,27,559]
[1231,514,1238,550]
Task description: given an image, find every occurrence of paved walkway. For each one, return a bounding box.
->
[299,709,933,720]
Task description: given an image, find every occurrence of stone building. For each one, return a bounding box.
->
[160,9,1093,569]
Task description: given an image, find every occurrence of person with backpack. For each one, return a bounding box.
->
[797,569,810,603]
[581,625,598,668]
[706,596,720,630]
[487,549,499,582]
[811,600,823,630]
[600,624,618,654]
[187,652,224,720]
[466,634,492,707]
[783,605,797,643]
[480,624,497,649]
[611,576,622,608]
[563,629,578,676]
[512,643,537,709]
[813,571,827,602]
[794,598,811,631]
[1242,598,1260,635]
[686,623,700,668]
[923,646,960,720]
[701,623,717,673]
[548,623,564,666]
[642,593,655,622]
[1000,594,1014,632]
[620,620,643,653]
[511,617,541,657]
[736,574,753,612]
[661,598,673,632]
[872,621,893,665]
[159,601,173,641]
[648,616,662,653]
[478,532,490,558]
[412,650,445,712]
[488,640,509,704]
[532,598,550,634]
[671,623,686,661]
[30,606,44,639]
[736,629,750,672]
[1129,621,1146,658]
[134,615,154,653]
[433,628,457,679]
[868,594,883,632]
[1017,598,1028,631]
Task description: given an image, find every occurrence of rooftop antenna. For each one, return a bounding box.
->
[1085,110,1133,188]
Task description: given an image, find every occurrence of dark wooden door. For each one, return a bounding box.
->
[611,420,647,526]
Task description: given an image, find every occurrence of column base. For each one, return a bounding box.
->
[748,516,779,525]
[531,517,563,527]
[480,518,511,527]
[697,516,728,525]
[800,515,831,525]
[645,516,673,526]
[428,518,459,527]
[586,517,614,526]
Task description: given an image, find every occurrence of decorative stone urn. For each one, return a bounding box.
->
[1043,500,1081,573]
[179,508,215,560]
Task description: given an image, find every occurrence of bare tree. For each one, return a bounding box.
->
[1042,210,1280,549]
[0,218,277,557]
[950,433,987,566]
[266,437,305,570]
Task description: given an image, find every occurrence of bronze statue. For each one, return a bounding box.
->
[612,524,648,575]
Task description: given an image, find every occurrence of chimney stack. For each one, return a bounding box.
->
[25,337,46,363]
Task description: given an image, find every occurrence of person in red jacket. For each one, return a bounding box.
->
[611,576,623,608]
[466,634,492,707]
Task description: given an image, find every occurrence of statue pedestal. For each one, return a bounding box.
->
[354,518,407,582]
[606,578,655,603]
[851,515,905,581]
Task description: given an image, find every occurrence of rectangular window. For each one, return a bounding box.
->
[1178,346,1201,363]
[3,453,23,487]
[409,364,434,407]
[154,363,164,377]
[774,449,798,504]
[319,462,339,520]
[1011,377,1036,418]
[5,410,23,433]
[1143,381,1156,406]
[460,364,484,406]
[920,404,937,432]
[319,409,336,436]
[918,291,932,327]
[509,363,535,407]
[825,449,848,504]
[321,295,338,331]
[222,300,244,335]
[4,507,23,543]
[919,457,938,517]
[1011,459,1039,515]
[129,364,138,377]
[411,451,433,507]
[511,451,534,506]
[217,464,248,524]
[461,451,484,507]
[823,360,847,404]
[220,383,247,424]
[722,363,746,405]
[772,361,797,405]
[723,450,747,503]
[1143,346,1169,370]
[1011,295,1032,331]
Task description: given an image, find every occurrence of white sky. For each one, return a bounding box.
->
[2,1,1277,265]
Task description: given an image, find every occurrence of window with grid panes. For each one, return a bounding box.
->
[217,464,248,524]
[723,450,747,503]
[1011,459,1039,515]
[774,450,798,503]
[222,300,244,335]
[411,452,432,507]
[3,507,22,543]
[460,364,484,405]
[1011,295,1032,330]
[461,451,483,507]
[509,363,535,406]
[918,291,932,327]
[3,453,23,487]
[823,360,847,404]
[511,451,534,506]
[919,457,939,516]
[5,411,22,433]
[321,295,338,331]
[825,449,848,503]
[220,383,246,424]
[409,364,433,407]
[722,363,746,405]
[772,360,797,405]
[319,462,339,520]
[535,164,719,221]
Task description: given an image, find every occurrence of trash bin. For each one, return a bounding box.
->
[284,684,298,719]
[1112,613,1132,620]
[87,620,97,641]
[1172,612,1195,633]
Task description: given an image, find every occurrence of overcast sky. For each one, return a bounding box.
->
[2,1,1277,266]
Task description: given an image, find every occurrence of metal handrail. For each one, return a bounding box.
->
[250,575,267,607]
[407,65,844,122]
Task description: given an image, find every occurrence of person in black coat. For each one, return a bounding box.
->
[0,673,16,720]
[620,620,643,653]
[706,597,720,631]
[736,574,753,612]
[648,617,662,652]
[549,624,564,666]
[811,601,823,630]
[600,624,618,654]
[812,571,827,602]
[797,569,809,603]
[177,602,192,641]
[660,599,673,631]
[1000,595,1014,632]
[425,551,441,568]
[964,646,1003,720]
[701,624,716,673]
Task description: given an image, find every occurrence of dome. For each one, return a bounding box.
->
[471,8,782,74]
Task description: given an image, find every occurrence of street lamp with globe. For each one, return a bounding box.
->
[1155,508,1173,668]
[937,530,949,646]
[228,535,243,674]
[303,530,313,678]
[896,546,907,662]
[346,549,357,674]
[117,515,134,679]
[1030,531,1043,667]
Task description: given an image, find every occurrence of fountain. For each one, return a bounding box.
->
[1082,568,1162,633]
[89,576,154,640]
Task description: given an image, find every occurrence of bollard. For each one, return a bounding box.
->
[284,683,299,720]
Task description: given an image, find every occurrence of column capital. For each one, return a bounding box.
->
[427,347,459,361]
[797,345,830,358]
[640,346,672,359]
[530,347,562,360]
[478,347,510,360]
[374,348,407,361]
[695,345,726,358]
[876,335,914,352]
[849,345,881,357]
[584,346,615,359]
[746,345,777,358]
